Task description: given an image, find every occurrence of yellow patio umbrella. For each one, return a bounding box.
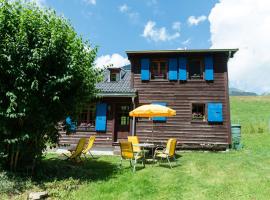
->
[129,104,176,117]
[129,104,176,143]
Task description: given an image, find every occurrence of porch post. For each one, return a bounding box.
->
[132,97,136,136]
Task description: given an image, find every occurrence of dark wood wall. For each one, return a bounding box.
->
[59,97,132,147]
[130,53,231,149]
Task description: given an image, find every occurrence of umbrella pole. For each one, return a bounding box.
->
[152,119,154,158]
[152,119,154,144]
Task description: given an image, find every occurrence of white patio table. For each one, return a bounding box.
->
[133,143,156,162]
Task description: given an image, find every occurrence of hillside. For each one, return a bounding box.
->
[229,87,257,96]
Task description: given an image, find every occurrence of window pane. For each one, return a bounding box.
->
[78,104,96,128]
[111,73,120,81]
[160,62,167,79]
[192,104,205,121]
[115,73,120,81]
[189,60,202,79]
[111,73,116,81]
[151,61,167,79]
[151,62,159,79]
[118,105,130,126]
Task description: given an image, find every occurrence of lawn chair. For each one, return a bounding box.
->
[65,116,77,133]
[154,138,177,169]
[128,136,141,153]
[119,141,145,172]
[63,138,86,162]
[82,135,96,158]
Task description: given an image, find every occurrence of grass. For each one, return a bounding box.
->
[1,96,270,200]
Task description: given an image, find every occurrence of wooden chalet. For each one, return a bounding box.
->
[59,49,238,150]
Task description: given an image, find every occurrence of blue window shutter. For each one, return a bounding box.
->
[205,56,214,81]
[179,57,187,81]
[152,102,167,121]
[208,103,223,122]
[95,103,107,131]
[141,58,150,81]
[168,58,177,80]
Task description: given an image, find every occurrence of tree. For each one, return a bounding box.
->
[0,0,100,171]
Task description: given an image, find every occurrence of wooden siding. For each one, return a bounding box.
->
[131,53,231,149]
[59,97,132,147]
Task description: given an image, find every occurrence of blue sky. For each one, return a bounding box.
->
[43,0,217,56]
[38,0,270,94]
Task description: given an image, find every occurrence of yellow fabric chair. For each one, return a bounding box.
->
[82,135,96,158]
[119,141,145,172]
[63,138,86,162]
[154,138,177,168]
[128,136,141,153]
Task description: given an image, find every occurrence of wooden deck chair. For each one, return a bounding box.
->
[63,138,86,162]
[154,138,177,169]
[119,141,145,172]
[82,136,96,158]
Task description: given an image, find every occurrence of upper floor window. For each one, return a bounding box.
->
[150,60,168,80]
[188,59,203,80]
[110,72,120,82]
[108,68,121,82]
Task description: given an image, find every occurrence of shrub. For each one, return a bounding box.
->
[0,0,100,171]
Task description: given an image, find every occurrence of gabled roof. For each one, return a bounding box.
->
[95,65,136,97]
[126,48,238,58]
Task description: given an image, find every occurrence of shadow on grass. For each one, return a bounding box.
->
[33,156,117,183]
[1,155,120,196]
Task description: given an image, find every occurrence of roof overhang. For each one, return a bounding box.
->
[126,48,238,58]
[97,92,137,98]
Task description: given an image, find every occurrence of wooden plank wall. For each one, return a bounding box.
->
[59,120,113,147]
[59,97,132,147]
[131,53,231,149]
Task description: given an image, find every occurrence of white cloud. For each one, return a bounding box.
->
[147,0,158,6]
[95,54,130,69]
[172,21,181,31]
[187,15,207,26]
[182,38,191,45]
[28,0,46,6]
[142,20,180,42]
[118,4,139,22]
[119,4,129,13]
[83,0,96,5]
[209,0,270,94]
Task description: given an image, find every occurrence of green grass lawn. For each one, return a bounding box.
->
[1,96,270,200]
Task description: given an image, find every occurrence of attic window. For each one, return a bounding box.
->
[110,72,120,82]
[109,68,121,82]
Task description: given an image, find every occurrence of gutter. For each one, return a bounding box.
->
[97,92,137,98]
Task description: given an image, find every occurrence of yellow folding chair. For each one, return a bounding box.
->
[82,135,96,158]
[119,141,145,172]
[154,138,177,168]
[63,138,86,162]
[128,136,141,153]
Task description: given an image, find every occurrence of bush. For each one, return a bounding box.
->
[0,0,100,171]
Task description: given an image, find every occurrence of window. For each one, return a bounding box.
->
[110,72,120,82]
[192,104,205,121]
[78,104,96,129]
[118,105,130,126]
[150,60,168,80]
[188,59,203,79]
